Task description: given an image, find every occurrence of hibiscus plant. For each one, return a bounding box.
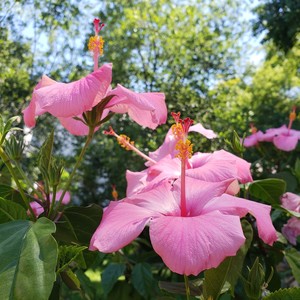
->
[0,18,300,300]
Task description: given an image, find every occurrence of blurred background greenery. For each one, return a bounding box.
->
[1,0,300,204]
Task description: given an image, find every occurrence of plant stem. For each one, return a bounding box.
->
[53,126,95,216]
[184,274,190,300]
[0,147,36,220]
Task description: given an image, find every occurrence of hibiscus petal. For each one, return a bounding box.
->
[172,177,234,215]
[150,211,245,275]
[202,194,277,245]
[126,180,180,215]
[126,169,148,197]
[107,85,167,129]
[23,75,57,127]
[189,123,217,139]
[34,64,112,118]
[89,201,156,252]
[273,134,298,151]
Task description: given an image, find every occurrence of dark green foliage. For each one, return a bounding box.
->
[253,0,300,52]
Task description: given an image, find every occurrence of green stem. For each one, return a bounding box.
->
[184,274,190,300]
[53,126,95,216]
[13,159,44,199]
[48,185,57,218]
[0,147,36,220]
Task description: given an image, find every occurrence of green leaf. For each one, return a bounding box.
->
[0,217,58,300]
[203,220,253,299]
[270,171,298,193]
[0,197,27,223]
[38,129,54,182]
[248,179,286,205]
[132,263,157,298]
[54,204,102,245]
[0,184,26,208]
[284,248,300,283]
[107,281,143,300]
[159,280,203,296]
[101,263,126,296]
[57,245,87,273]
[263,288,300,300]
[60,268,81,291]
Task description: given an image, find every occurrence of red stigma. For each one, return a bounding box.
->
[93,18,105,34]
[180,118,194,134]
[171,112,181,123]
[104,126,115,136]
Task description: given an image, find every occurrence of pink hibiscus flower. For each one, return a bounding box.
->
[89,177,277,275]
[243,123,265,147]
[23,18,167,135]
[23,64,167,135]
[126,149,252,197]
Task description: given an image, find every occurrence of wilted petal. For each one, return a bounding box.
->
[50,190,71,205]
[150,211,245,275]
[29,201,44,217]
[89,201,156,252]
[189,123,217,139]
[202,194,277,245]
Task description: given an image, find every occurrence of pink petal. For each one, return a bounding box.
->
[281,192,300,212]
[126,181,180,216]
[211,150,253,183]
[202,194,277,245]
[107,85,167,129]
[29,201,44,217]
[172,177,234,216]
[150,211,245,275]
[126,169,148,197]
[273,134,298,151]
[189,123,217,139]
[89,201,156,252]
[34,64,112,118]
[22,75,57,127]
[282,217,300,245]
[51,190,71,205]
[243,131,264,147]
[148,128,178,163]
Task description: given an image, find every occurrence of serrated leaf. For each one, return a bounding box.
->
[0,197,27,223]
[263,288,300,300]
[54,204,102,245]
[132,263,157,298]
[284,248,300,283]
[0,217,58,300]
[248,179,286,204]
[101,263,126,295]
[203,220,253,299]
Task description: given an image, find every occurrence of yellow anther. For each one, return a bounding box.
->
[171,123,184,140]
[290,111,296,121]
[117,134,134,151]
[175,139,193,160]
[112,185,118,200]
[88,36,104,55]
